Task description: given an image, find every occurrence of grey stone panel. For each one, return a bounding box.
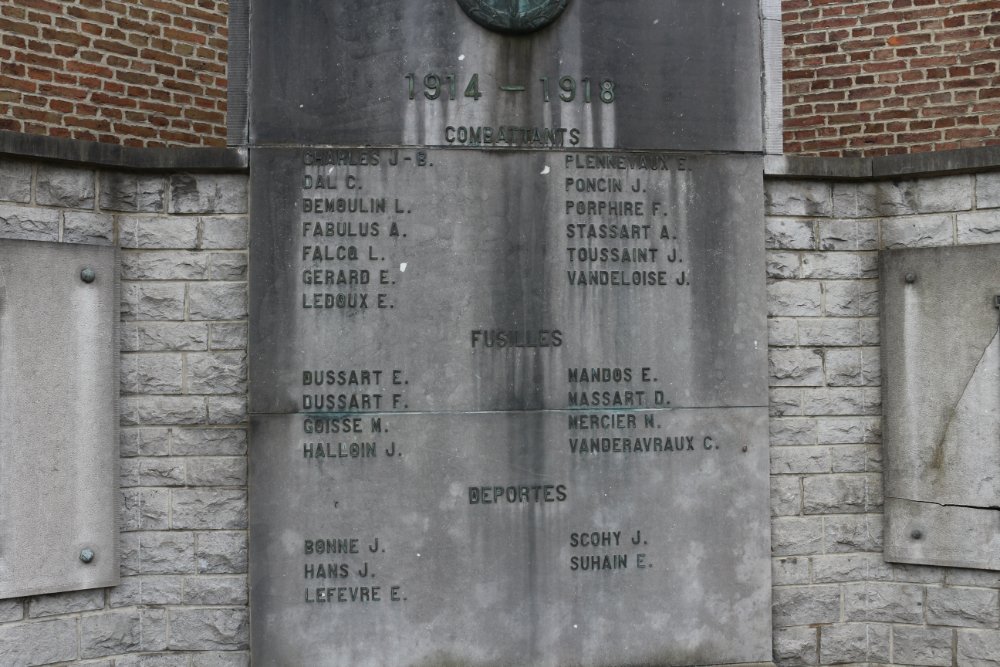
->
[881,244,1000,570]
[249,0,764,152]
[249,408,772,667]
[0,240,118,599]
[35,164,95,208]
[250,149,767,414]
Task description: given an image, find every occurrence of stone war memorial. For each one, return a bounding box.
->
[6,0,1000,666]
[247,1,772,665]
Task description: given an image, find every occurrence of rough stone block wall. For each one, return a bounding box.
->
[0,155,249,666]
[0,0,228,147]
[766,170,1000,665]
[783,0,1000,156]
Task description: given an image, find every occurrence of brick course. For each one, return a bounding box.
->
[0,0,228,147]
[784,0,1000,156]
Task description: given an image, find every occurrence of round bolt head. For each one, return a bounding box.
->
[910,529,923,540]
[80,267,96,283]
[904,273,917,284]
[79,548,95,564]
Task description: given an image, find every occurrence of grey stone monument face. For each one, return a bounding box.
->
[882,245,1000,571]
[0,240,119,599]
[248,1,771,665]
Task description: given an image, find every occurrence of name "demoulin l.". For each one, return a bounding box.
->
[302,197,406,214]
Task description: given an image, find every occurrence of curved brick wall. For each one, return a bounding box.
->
[0,0,228,147]
[783,0,1000,156]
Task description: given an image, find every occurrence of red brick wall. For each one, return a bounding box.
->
[784,0,1000,157]
[0,0,228,147]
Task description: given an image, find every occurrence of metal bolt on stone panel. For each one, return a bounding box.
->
[79,548,95,564]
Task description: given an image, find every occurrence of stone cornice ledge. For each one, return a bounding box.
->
[0,131,249,172]
[766,146,1000,180]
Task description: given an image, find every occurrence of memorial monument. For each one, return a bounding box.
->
[248,1,773,664]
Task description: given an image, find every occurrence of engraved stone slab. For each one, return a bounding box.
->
[249,407,772,667]
[0,239,118,598]
[249,0,764,152]
[882,244,1000,569]
[250,149,767,415]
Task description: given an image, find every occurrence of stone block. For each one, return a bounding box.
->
[917,175,974,213]
[768,281,823,317]
[816,417,880,445]
[802,473,879,514]
[769,388,801,417]
[139,458,186,486]
[893,625,954,667]
[801,388,865,416]
[825,515,883,553]
[765,217,816,250]
[121,396,207,426]
[891,563,946,585]
[28,588,105,618]
[195,531,248,574]
[167,608,249,650]
[138,531,197,575]
[201,216,248,249]
[773,626,818,666]
[767,251,800,279]
[830,444,874,473]
[881,214,954,249]
[188,283,248,320]
[957,210,1000,245]
[797,319,861,346]
[171,490,247,529]
[0,618,78,665]
[958,629,1000,667]
[120,215,200,249]
[765,180,833,217]
[772,516,824,556]
[121,323,210,352]
[208,252,248,280]
[975,172,1000,209]
[770,446,829,475]
[0,598,23,623]
[63,211,114,245]
[186,457,247,487]
[121,353,184,394]
[0,159,32,203]
[207,396,248,424]
[109,575,183,607]
[121,250,210,280]
[182,575,248,605]
[844,581,923,622]
[818,220,879,251]
[769,349,824,387]
[210,323,248,350]
[121,282,187,321]
[771,477,802,516]
[171,174,248,214]
[772,585,841,627]
[121,488,170,531]
[36,164,95,208]
[80,610,143,658]
[99,172,167,212]
[860,319,880,345]
[186,352,248,394]
[800,251,878,279]
[820,623,890,664]
[926,587,1000,628]
[770,417,817,446]
[115,654,189,667]
[946,569,1000,588]
[120,428,172,458]
[769,318,798,347]
[171,428,248,456]
[0,202,59,241]
[824,348,863,386]
[772,556,810,586]
[811,553,892,584]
